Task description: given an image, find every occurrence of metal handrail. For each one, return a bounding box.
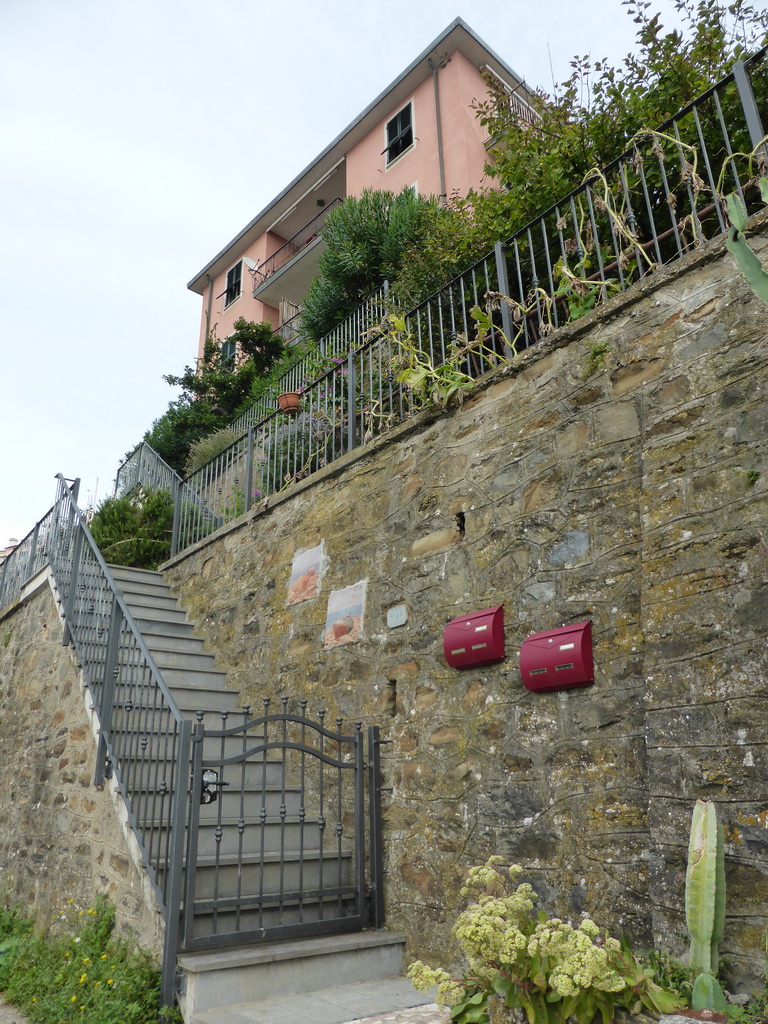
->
[0,475,190,1007]
[115,440,182,499]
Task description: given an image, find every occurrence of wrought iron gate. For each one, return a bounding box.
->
[179,699,384,951]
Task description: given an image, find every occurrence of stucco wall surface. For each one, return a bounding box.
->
[0,578,163,957]
[166,225,768,981]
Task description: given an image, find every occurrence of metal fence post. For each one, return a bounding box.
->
[170,479,181,557]
[733,59,768,169]
[0,553,8,609]
[245,426,255,513]
[25,521,40,581]
[94,597,122,785]
[347,351,358,453]
[367,725,385,929]
[62,524,84,647]
[161,718,193,1010]
[494,242,515,357]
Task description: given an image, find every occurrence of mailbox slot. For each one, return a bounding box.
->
[444,605,504,669]
[520,620,593,692]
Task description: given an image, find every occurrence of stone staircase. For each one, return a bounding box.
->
[108,565,431,1024]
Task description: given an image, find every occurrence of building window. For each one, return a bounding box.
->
[221,338,236,368]
[385,103,413,164]
[224,261,242,308]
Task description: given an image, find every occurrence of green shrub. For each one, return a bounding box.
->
[300,188,440,341]
[408,857,682,1024]
[88,488,174,569]
[145,319,285,474]
[0,896,181,1024]
[393,1,768,304]
[184,428,241,476]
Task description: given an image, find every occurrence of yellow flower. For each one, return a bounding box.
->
[82,957,90,964]
[100,954,108,960]
[79,973,87,984]
[107,979,113,986]
[71,995,77,1002]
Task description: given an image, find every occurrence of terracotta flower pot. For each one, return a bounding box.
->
[277,392,301,414]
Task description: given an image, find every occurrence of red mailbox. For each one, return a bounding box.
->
[520,620,593,692]
[444,605,504,669]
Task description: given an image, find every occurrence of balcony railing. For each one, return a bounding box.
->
[251,198,342,290]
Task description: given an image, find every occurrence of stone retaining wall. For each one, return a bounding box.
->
[0,576,163,956]
[163,223,768,983]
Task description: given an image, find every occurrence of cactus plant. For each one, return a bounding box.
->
[725,186,768,306]
[685,799,728,1011]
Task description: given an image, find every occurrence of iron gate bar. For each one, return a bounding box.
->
[182,705,370,951]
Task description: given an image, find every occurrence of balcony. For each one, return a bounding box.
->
[251,198,341,308]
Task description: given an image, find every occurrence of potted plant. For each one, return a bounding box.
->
[276,391,301,414]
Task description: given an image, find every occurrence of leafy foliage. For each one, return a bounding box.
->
[143,396,223,477]
[408,857,682,1024]
[145,319,285,474]
[300,188,440,340]
[392,0,768,299]
[0,897,181,1024]
[184,428,241,476]
[88,488,174,569]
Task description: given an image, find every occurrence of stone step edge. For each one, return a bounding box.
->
[178,931,406,974]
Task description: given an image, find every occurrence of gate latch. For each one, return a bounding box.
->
[200,768,229,805]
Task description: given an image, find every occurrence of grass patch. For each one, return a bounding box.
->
[0,897,181,1023]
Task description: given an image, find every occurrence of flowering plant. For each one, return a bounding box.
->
[408,857,682,1024]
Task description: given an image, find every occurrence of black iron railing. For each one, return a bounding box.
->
[252,198,342,289]
[113,48,768,558]
[0,476,189,1006]
[178,699,382,950]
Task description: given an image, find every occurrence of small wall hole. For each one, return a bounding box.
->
[384,679,398,717]
[454,511,466,536]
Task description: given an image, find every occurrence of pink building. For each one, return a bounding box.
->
[187,18,534,360]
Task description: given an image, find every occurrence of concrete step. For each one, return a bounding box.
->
[187,976,439,1024]
[176,847,350,888]
[178,932,407,1019]
[113,576,176,599]
[109,564,164,580]
[149,816,323,856]
[135,614,198,635]
[133,605,191,628]
[150,648,221,672]
[117,749,285,787]
[118,590,185,613]
[139,631,207,655]
[160,665,230,689]
[176,849,352,898]
[113,687,241,715]
[185,892,360,940]
[195,784,304,819]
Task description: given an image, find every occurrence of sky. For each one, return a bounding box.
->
[0,0,688,545]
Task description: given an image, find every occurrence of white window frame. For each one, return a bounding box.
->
[384,101,414,166]
[223,260,243,309]
[220,338,237,368]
